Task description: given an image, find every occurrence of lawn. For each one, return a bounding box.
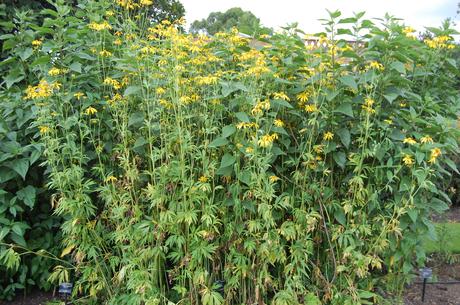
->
[424,222,460,254]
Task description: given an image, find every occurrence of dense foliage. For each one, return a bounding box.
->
[190,7,271,36]
[0,6,63,300]
[1,1,460,304]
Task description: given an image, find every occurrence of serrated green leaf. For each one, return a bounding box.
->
[7,159,29,180]
[334,102,354,117]
[209,137,228,148]
[222,125,236,138]
[16,186,36,209]
[339,75,357,91]
[336,128,351,148]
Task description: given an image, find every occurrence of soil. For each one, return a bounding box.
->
[1,289,57,305]
[403,261,460,305]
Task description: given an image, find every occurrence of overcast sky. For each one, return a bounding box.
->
[181,0,459,35]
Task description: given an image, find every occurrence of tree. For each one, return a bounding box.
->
[147,0,185,24]
[190,7,271,36]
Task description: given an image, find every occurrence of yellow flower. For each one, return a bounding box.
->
[106,176,118,183]
[273,92,290,101]
[403,137,417,145]
[74,92,85,100]
[140,0,153,5]
[403,154,414,166]
[32,39,42,47]
[420,136,433,144]
[403,26,416,38]
[384,119,393,125]
[323,132,334,141]
[297,91,310,103]
[258,133,278,148]
[39,126,50,134]
[274,119,284,127]
[429,147,442,163]
[114,39,122,46]
[103,77,122,90]
[99,50,112,57]
[269,175,280,183]
[48,67,63,76]
[366,61,384,71]
[305,104,318,113]
[24,80,57,99]
[156,87,166,95]
[88,21,112,31]
[245,147,254,154]
[85,106,98,115]
[198,176,208,183]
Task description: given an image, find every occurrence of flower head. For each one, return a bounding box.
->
[85,106,98,115]
[403,154,414,166]
[403,137,417,145]
[323,132,334,141]
[420,136,433,144]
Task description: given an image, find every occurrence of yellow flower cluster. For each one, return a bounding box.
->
[424,36,455,49]
[305,104,318,113]
[24,80,60,99]
[236,122,259,130]
[366,61,384,71]
[362,97,376,114]
[429,148,442,164]
[403,26,416,38]
[195,75,218,86]
[403,137,416,145]
[103,77,122,90]
[251,99,270,116]
[74,92,85,100]
[39,126,51,134]
[258,133,278,148]
[116,0,152,10]
[274,119,284,127]
[403,154,414,166]
[48,67,66,76]
[420,135,433,144]
[273,92,290,101]
[323,132,334,141]
[85,106,98,115]
[99,50,113,57]
[198,176,208,183]
[88,21,112,31]
[32,39,43,47]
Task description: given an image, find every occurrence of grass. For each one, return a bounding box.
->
[424,222,460,254]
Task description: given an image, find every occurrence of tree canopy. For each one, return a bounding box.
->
[189,7,271,36]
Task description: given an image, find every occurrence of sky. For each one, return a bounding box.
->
[180,0,460,35]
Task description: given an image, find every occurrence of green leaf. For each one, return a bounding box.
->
[220,153,236,168]
[17,186,36,209]
[444,158,459,174]
[20,48,33,61]
[336,128,351,148]
[271,98,293,109]
[339,75,357,91]
[124,86,141,96]
[333,151,346,169]
[69,62,82,73]
[10,232,26,247]
[334,102,354,117]
[390,61,406,74]
[222,125,236,138]
[0,227,9,241]
[334,208,346,225]
[209,137,228,148]
[305,293,321,305]
[235,112,250,123]
[7,159,29,180]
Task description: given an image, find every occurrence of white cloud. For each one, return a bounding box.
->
[181,0,459,35]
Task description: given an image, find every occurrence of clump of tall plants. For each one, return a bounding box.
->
[3,1,460,304]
